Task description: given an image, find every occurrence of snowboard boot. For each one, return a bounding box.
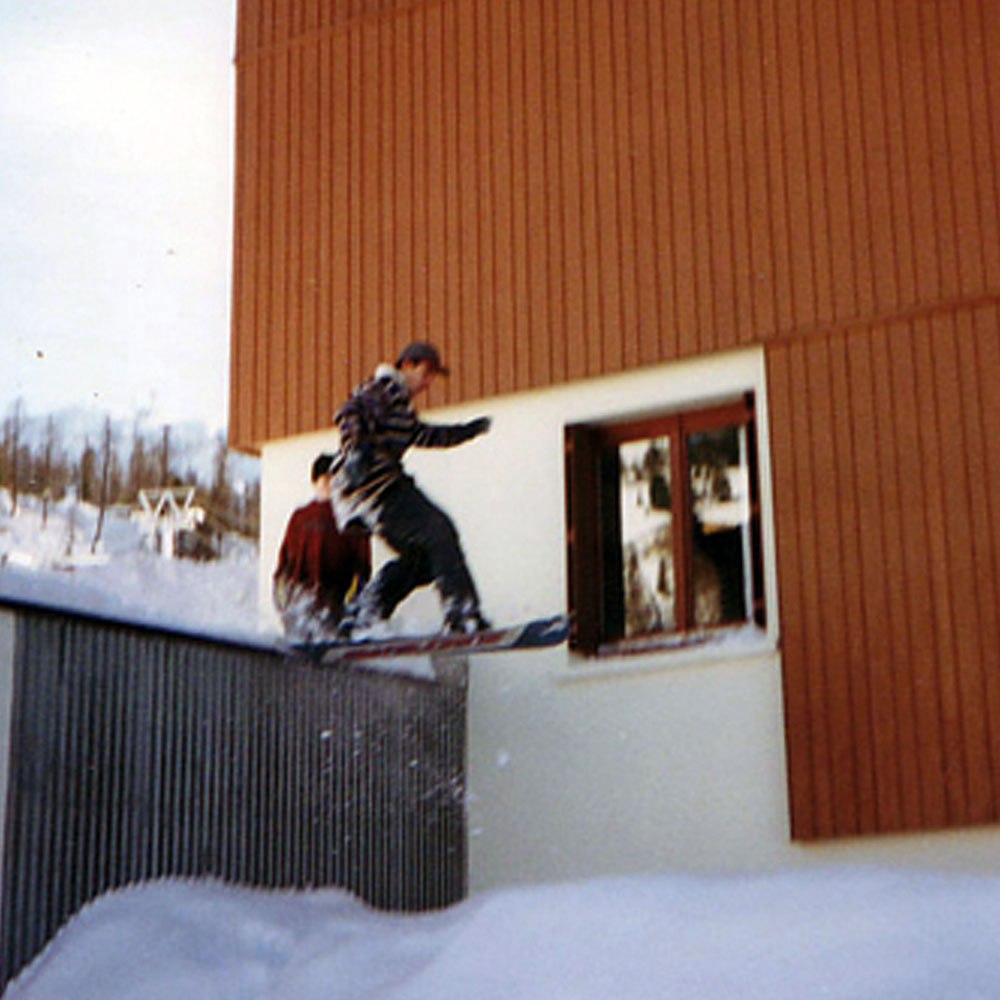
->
[443,600,492,635]
[336,595,383,640]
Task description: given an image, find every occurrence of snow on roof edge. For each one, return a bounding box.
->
[0,576,284,655]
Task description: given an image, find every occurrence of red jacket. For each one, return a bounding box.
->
[273,499,370,607]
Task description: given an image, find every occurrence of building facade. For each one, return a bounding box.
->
[230,0,1000,890]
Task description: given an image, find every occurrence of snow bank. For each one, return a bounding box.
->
[0,491,268,644]
[5,867,1000,1000]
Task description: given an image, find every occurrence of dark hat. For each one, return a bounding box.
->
[395,341,449,375]
[311,453,335,481]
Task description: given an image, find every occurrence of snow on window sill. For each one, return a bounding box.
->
[556,623,778,684]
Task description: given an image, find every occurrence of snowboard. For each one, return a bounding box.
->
[298,614,570,665]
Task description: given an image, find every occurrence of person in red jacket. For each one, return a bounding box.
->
[272,453,371,640]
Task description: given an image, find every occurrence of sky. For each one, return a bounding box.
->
[7,866,1000,999]
[0,0,237,433]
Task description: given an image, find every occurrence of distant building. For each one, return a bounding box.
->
[229,0,1000,892]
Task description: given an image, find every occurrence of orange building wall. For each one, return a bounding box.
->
[230,0,1000,449]
[229,0,1000,840]
[769,301,1000,839]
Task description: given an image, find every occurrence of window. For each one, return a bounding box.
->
[565,394,765,655]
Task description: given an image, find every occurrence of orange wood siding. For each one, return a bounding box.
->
[230,0,1000,449]
[768,300,1000,839]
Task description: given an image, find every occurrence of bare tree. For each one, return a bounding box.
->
[0,416,7,494]
[79,437,98,504]
[41,414,55,528]
[127,415,148,500]
[159,424,173,486]
[5,399,24,515]
[210,430,231,511]
[91,416,114,554]
[64,486,79,558]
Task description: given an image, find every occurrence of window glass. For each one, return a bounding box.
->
[619,438,674,637]
[687,425,751,628]
[565,395,764,654]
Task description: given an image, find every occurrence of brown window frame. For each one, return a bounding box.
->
[565,393,766,656]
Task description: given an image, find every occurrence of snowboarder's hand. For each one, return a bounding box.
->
[465,416,491,438]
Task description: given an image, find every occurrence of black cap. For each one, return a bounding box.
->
[311,453,335,481]
[395,341,449,375]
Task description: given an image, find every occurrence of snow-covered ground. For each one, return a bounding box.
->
[6,866,1000,1000]
[0,490,265,641]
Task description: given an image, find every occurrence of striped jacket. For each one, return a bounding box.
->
[333,364,485,517]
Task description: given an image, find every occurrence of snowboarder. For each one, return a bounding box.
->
[273,453,371,640]
[332,341,492,637]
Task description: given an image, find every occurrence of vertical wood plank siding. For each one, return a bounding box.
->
[0,609,467,985]
[768,301,1000,839]
[229,0,1000,448]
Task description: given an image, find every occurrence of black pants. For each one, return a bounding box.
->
[363,477,481,622]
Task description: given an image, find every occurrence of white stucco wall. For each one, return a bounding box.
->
[260,346,1000,892]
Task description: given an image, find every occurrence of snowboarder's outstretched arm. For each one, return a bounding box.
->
[412,414,491,449]
[336,372,488,453]
[334,368,489,498]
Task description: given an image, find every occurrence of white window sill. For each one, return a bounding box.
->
[554,623,779,684]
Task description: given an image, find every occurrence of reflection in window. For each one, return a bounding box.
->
[687,426,751,628]
[619,438,674,637]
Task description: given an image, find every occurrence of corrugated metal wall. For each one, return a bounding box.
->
[229,0,1000,450]
[768,300,1000,839]
[0,609,467,986]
